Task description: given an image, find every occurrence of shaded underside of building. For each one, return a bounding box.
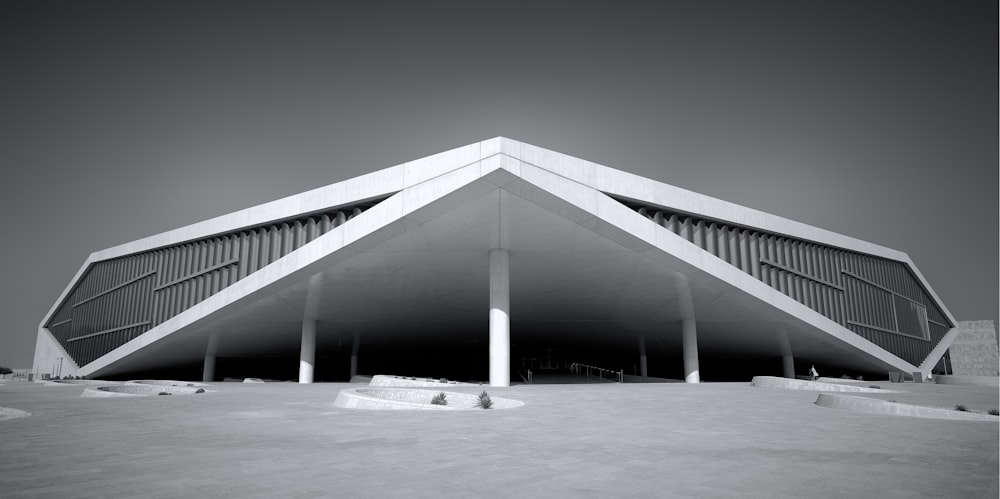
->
[36,138,962,384]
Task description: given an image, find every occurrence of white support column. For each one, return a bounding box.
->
[638,334,648,379]
[202,355,216,383]
[299,319,316,384]
[782,354,795,379]
[682,318,700,383]
[489,248,510,387]
[350,331,360,379]
[202,332,219,383]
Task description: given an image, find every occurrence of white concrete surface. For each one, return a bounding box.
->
[490,248,511,387]
[299,319,316,384]
[682,318,700,383]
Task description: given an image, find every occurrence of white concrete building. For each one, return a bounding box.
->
[36,138,960,384]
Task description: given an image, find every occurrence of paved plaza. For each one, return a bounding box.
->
[1,379,997,498]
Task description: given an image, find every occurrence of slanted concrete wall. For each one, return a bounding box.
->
[948,320,999,376]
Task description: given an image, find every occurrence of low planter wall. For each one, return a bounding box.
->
[369,375,475,388]
[934,375,999,388]
[127,380,210,387]
[45,379,122,387]
[751,376,899,393]
[334,387,523,410]
[815,393,999,421]
[81,381,210,398]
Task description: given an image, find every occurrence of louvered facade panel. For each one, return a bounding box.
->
[44,196,390,366]
[615,196,952,366]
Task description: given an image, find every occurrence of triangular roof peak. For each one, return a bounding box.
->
[68,137,950,322]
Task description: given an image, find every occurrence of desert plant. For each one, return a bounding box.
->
[158,392,171,396]
[954,404,968,412]
[476,391,493,410]
[430,392,447,406]
[888,400,897,403]
[868,385,881,389]
[988,409,999,416]
[195,388,205,394]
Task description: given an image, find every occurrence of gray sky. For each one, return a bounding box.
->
[0,1,995,369]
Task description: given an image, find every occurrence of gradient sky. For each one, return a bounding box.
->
[0,1,995,369]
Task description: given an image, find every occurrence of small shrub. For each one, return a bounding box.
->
[955,404,968,412]
[430,392,447,406]
[187,383,194,387]
[158,392,171,396]
[988,409,999,416]
[868,385,881,389]
[195,388,205,394]
[408,376,416,380]
[476,391,493,410]
[888,400,897,403]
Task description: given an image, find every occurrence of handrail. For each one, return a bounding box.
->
[569,362,623,383]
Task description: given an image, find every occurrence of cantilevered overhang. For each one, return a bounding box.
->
[69,157,922,377]
[38,137,958,378]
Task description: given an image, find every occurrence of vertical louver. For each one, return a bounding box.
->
[45,196,389,366]
[621,196,950,366]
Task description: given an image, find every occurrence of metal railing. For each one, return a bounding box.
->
[569,362,623,383]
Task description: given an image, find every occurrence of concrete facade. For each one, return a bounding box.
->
[948,320,999,376]
[35,138,961,384]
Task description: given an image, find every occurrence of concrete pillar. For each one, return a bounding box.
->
[299,319,316,384]
[638,334,648,378]
[202,355,216,383]
[782,354,795,379]
[202,332,219,383]
[682,318,700,383]
[350,331,360,379]
[490,248,510,387]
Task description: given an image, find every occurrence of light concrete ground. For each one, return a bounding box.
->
[0,380,996,498]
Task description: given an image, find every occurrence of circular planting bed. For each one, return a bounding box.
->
[334,387,523,410]
[0,407,30,421]
[128,380,209,388]
[369,375,475,388]
[46,379,121,386]
[81,380,210,397]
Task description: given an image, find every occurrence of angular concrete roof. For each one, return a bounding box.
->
[38,137,959,378]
